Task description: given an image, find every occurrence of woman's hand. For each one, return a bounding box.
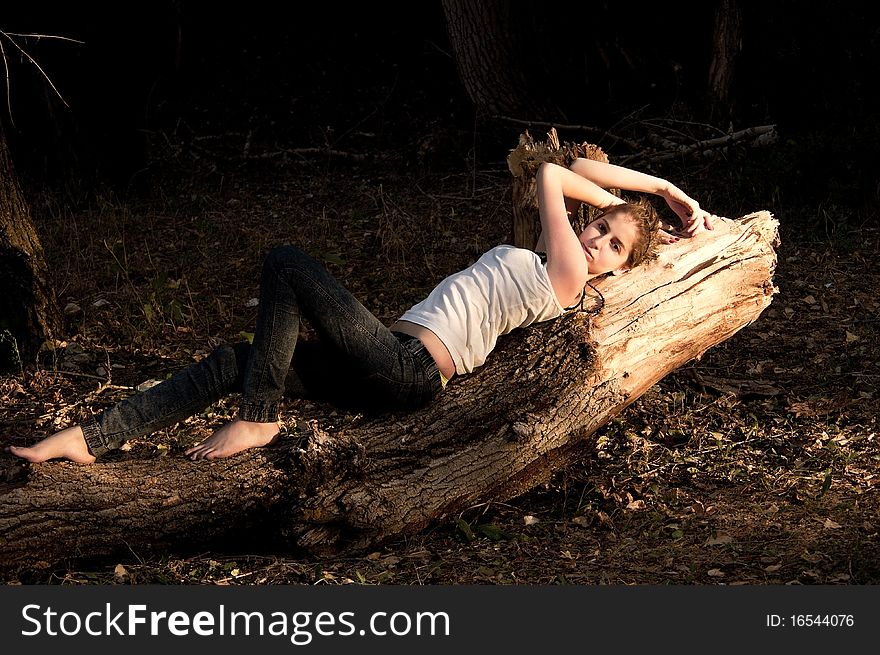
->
[657,220,682,244]
[659,183,716,236]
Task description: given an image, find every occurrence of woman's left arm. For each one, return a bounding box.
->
[536,162,629,305]
[569,158,715,235]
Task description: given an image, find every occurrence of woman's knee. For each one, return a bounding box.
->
[264,244,308,272]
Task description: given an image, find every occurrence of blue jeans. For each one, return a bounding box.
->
[81,245,442,458]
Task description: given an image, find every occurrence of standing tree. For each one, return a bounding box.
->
[0,28,71,370]
[708,0,743,119]
[440,0,566,121]
[0,126,60,370]
[441,1,753,130]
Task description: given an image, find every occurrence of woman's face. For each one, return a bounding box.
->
[578,210,638,275]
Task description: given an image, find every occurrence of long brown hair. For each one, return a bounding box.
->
[596,197,660,269]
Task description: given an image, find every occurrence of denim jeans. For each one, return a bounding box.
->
[81,245,442,458]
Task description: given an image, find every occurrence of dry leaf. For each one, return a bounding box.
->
[845,331,860,342]
[823,518,842,530]
[707,568,725,577]
[765,564,783,572]
[571,516,591,528]
[114,564,129,579]
[524,515,540,526]
[801,551,822,563]
[705,532,733,546]
[625,499,645,511]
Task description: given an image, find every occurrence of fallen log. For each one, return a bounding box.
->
[0,206,778,569]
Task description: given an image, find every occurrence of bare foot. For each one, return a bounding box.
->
[6,426,96,464]
[184,419,282,460]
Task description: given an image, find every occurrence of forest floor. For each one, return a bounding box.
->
[2,112,878,586]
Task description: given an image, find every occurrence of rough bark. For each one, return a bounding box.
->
[0,128,61,370]
[0,207,778,568]
[440,0,564,120]
[708,0,743,115]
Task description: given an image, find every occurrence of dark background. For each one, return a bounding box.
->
[2,1,878,213]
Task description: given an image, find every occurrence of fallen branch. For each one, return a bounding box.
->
[619,124,778,165]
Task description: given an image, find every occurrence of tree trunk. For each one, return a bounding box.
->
[440,0,564,121]
[708,0,743,116]
[0,128,61,370]
[0,207,778,568]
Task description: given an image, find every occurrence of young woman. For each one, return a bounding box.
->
[7,159,715,464]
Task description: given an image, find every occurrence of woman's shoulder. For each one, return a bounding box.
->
[484,244,542,260]
[480,245,552,276]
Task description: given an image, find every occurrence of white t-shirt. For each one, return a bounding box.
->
[397,245,567,374]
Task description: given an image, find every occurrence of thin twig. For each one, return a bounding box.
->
[47,369,111,383]
[43,368,135,392]
[187,138,368,163]
[492,115,643,151]
[646,116,731,134]
[0,34,12,127]
[279,146,367,161]
[214,570,255,585]
[604,103,651,139]
[0,29,72,108]
[2,32,85,44]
